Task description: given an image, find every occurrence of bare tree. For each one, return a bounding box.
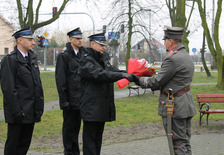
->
[196,0,224,89]
[15,0,71,32]
[98,0,158,69]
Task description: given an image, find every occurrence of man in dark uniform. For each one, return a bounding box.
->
[78,33,135,155]
[135,26,196,155]
[0,26,44,155]
[55,27,86,155]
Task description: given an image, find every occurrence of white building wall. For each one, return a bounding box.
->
[0,16,14,56]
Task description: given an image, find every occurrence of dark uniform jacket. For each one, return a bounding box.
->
[139,44,196,119]
[55,42,86,110]
[1,46,44,123]
[78,48,126,122]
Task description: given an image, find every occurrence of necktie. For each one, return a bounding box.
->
[77,52,81,59]
[25,56,30,65]
[25,56,29,61]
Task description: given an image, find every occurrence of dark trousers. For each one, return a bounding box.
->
[63,109,81,155]
[4,123,34,155]
[163,117,192,155]
[83,121,105,155]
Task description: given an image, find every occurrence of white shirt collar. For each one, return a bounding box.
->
[73,48,79,55]
[17,48,28,58]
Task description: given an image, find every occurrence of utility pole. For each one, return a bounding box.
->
[149,9,151,64]
[53,49,56,66]
[44,46,47,70]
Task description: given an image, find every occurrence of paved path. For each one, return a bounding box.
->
[24,133,224,155]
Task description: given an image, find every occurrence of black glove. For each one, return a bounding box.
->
[131,74,140,85]
[14,111,25,123]
[61,102,70,110]
[131,74,140,82]
[122,73,134,82]
[35,112,43,123]
[120,70,127,73]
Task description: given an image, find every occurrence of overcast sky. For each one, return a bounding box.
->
[0,0,224,55]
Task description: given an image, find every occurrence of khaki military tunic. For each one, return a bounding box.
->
[139,44,196,118]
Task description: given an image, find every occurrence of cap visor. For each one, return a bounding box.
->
[71,34,82,38]
[21,35,34,39]
[95,40,107,46]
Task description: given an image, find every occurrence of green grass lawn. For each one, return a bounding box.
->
[0,71,223,142]
[192,71,218,83]
[0,71,219,110]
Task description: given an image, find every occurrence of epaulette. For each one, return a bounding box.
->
[170,46,185,58]
[170,51,178,58]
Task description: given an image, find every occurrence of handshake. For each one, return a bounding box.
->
[122,73,140,84]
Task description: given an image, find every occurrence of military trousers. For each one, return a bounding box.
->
[4,123,34,155]
[162,117,192,155]
[82,121,105,155]
[63,109,81,155]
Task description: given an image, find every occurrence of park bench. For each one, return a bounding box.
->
[128,84,154,97]
[196,94,224,129]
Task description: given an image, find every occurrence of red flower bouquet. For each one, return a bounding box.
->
[117,58,156,89]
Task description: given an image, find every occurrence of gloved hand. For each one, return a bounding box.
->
[131,74,140,82]
[120,70,127,73]
[61,102,70,110]
[122,73,134,82]
[14,111,25,123]
[131,74,140,85]
[35,111,43,123]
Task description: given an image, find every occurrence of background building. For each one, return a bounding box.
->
[0,15,14,60]
[132,38,165,64]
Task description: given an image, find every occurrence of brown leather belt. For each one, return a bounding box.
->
[161,86,190,97]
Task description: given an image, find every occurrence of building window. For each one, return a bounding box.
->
[4,48,9,54]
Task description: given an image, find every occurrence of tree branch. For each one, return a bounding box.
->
[27,0,34,26]
[32,0,69,31]
[213,0,222,59]
[35,0,43,24]
[196,0,216,61]
[16,0,24,27]
[185,0,195,29]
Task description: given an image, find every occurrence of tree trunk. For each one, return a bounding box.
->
[167,0,191,53]
[202,31,211,77]
[175,0,190,52]
[201,0,211,77]
[196,0,224,89]
[125,0,133,70]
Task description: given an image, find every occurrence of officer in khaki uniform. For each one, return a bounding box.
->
[137,26,196,155]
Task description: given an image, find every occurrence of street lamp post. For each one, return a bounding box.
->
[143,9,151,64]
[149,9,151,64]
[40,12,95,34]
[62,12,95,34]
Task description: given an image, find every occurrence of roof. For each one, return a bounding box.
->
[132,38,165,49]
[0,14,15,31]
[150,38,164,49]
